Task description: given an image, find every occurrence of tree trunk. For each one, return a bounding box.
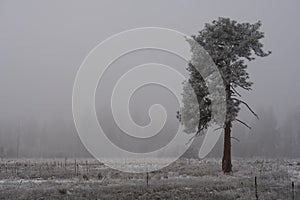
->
[222,120,232,173]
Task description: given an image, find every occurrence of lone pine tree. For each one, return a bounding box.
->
[180,17,271,173]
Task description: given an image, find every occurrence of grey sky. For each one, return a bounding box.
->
[1,0,300,126]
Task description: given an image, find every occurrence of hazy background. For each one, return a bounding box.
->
[0,0,299,158]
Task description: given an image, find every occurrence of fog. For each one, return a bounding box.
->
[0,0,300,158]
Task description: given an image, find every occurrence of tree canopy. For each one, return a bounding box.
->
[180,17,271,134]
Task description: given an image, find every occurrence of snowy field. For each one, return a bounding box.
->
[0,158,299,199]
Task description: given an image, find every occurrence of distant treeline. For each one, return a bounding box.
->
[183,107,300,159]
[0,107,299,158]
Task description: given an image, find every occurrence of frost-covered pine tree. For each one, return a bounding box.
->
[180,17,271,173]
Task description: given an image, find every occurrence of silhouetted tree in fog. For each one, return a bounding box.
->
[180,17,271,173]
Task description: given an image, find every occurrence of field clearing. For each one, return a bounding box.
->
[0,158,299,199]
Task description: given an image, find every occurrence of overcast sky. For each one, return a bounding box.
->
[1,0,300,127]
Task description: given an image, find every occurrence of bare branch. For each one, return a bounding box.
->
[235,118,252,129]
[231,137,240,142]
[185,134,196,145]
[231,86,242,97]
[185,126,209,145]
[232,83,252,91]
[185,132,202,145]
[213,126,224,131]
[232,97,259,119]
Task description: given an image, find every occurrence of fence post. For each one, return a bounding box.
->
[255,176,258,200]
[292,181,295,200]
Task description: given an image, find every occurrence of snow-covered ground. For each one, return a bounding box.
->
[0,158,299,199]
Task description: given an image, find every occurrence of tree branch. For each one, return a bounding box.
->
[231,137,240,142]
[186,134,196,145]
[235,118,252,129]
[231,86,242,97]
[233,82,252,91]
[232,97,259,119]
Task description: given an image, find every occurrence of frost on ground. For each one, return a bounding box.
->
[0,158,299,199]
